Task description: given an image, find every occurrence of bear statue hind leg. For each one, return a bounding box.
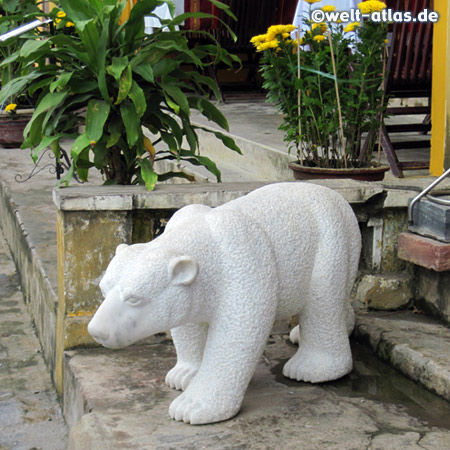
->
[165,323,208,391]
[283,299,353,383]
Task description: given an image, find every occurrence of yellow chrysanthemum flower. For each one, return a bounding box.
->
[66,22,75,27]
[312,22,327,33]
[313,35,326,42]
[343,22,360,33]
[257,39,279,51]
[322,5,336,12]
[358,1,387,14]
[5,103,17,112]
[266,24,296,41]
[56,10,66,18]
[250,34,268,46]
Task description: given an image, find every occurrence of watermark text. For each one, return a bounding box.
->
[311,8,439,24]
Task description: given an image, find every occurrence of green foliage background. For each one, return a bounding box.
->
[0,0,241,189]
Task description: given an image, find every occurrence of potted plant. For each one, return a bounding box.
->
[0,0,241,189]
[0,0,42,147]
[250,0,390,181]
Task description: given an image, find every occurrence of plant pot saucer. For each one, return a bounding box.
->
[288,162,390,182]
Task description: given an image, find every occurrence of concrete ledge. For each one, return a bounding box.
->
[354,310,450,401]
[53,180,384,211]
[398,232,450,271]
[0,179,58,372]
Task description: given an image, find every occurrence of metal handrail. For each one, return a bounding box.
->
[408,167,450,224]
[0,19,52,42]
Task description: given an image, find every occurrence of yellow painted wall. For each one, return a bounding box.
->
[430,0,450,175]
[120,0,138,23]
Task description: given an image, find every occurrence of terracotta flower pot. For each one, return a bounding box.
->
[0,117,30,148]
[288,162,390,182]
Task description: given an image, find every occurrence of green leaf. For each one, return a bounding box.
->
[211,130,242,154]
[49,72,73,93]
[153,59,180,78]
[56,163,75,188]
[132,64,154,83]
[107,56,129,84]
[115,64,132,105]
[138,158,158,191]
[31,135,62,163]
[163,84,189,115]
[77,20,100,71]
[128,81,146,118]
[97,16,110,102]
[208,0,237,19]
[165,96,180,114]
[0,71,45,105]
[70,133,91,163]
[178,150,222,182]
[20,39,50,58]
[23,91,68,142]
[120,102,140,148]
[125,0,163,47]
[85,99,110,143]
[59,0,100,22]
[189,96,229,131]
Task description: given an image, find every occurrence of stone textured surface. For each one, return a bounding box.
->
[354,310,450,401]
[0,228,68,450]
[398,231,450,271]
[65,336,450,450]
[88,183,361,424]
[415,267,450,325]
[356,273,413,310]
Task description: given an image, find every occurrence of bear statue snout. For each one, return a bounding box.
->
[88,320,110,343]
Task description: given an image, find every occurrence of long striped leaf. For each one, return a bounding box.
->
[120,102,140,147]
[138,158,158,191]
[85,99,110,143]
[115,65,132,105]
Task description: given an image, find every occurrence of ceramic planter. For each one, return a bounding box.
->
[288,162,390,182]
[0,117,30,148]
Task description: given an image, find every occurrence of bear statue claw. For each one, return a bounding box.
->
[165,362,199,391]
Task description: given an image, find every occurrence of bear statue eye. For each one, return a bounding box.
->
[124,296,142,306]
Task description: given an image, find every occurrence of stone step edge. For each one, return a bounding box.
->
[354,311,450,402]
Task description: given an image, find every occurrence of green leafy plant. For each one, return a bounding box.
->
[251,0,389,169]
[0,0,42,111]
[0,0,241,189]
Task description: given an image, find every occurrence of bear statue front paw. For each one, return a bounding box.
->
[282,346,352,383]
[165,362,199,391]
[168,386,240,425]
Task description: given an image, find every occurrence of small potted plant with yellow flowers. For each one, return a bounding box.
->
[0,102,30,147]
[251,0,390,181]
[0,0,43,147]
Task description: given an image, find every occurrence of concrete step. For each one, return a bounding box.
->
[65,313,450,449]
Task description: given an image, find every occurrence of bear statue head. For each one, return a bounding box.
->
[88,243,199,349]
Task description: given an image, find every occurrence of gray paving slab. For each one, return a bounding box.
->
[0,228,68,450]
[65,334,450,450]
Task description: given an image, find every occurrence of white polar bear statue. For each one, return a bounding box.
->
[88,182,361,425]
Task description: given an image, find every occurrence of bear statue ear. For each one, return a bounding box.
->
[115,243,129,255]
[168,256,199,286]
